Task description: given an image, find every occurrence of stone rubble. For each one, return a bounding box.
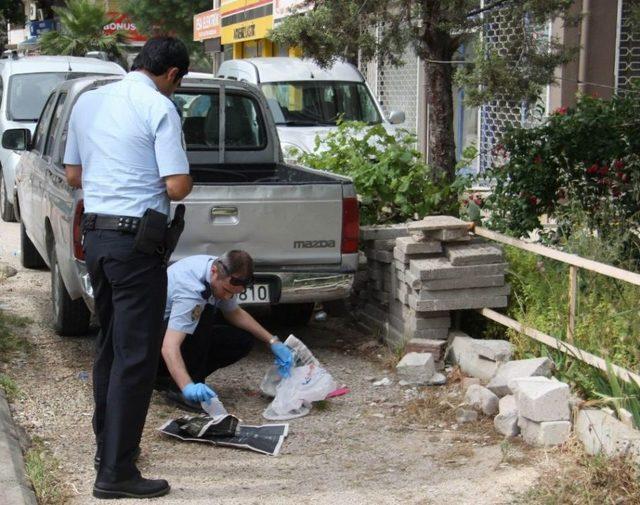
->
[494,395,520,437]
[464,384,499,416]
[396,352,436,385]
[449,332,513,382]
[486,357,554,397]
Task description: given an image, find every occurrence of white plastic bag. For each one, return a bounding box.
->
[261,335,337,420]
[263,362,337,420]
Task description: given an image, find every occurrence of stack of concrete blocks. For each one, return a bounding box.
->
[357,217,509,371]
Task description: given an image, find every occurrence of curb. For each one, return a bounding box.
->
[0,389,37,505]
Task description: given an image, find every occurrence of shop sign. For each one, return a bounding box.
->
[103,13,147,42]
[273,0,309,20]
[194,9,221,41]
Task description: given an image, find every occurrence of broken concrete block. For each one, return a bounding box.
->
[575,409,640,463]
[512,377,570,422]
[449,333,507,382]
[404,270,422,290]
[396,352,436,385]
[395,236,442,255]
[445,242,504,266]
[456,407,479,424]
[619,408,635,430]
[407,216,470,232]
[465,384,499,416]
[461,377,481,391]
[470,339,513,362]
[487,357,554,397]
[518,417,571,446]
[372,238,397,251]
[405,338,448,360]
[0,263,17,280]
[427,372,447,386]
[494,395,520,437]
[409,293,508,312]
[410,257,509,281]
[393,248,439,265]
[421,274,506,291]
[360,223,410,240]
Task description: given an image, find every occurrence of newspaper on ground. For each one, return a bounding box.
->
[159,414,289,456]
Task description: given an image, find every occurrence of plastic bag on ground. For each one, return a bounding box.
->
[261,335,337,420]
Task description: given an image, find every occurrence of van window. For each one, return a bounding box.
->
[172,91,267,150]
[44,93,67,157]
[31,92,57,154]
[260,81,382,126]
[7,72,113,122]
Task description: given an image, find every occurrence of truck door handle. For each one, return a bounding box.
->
[210,207,238,217]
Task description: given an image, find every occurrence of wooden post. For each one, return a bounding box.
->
[567,266,578,344]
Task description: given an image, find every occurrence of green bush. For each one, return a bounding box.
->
[484,92,640,261]
[295,121,465,225]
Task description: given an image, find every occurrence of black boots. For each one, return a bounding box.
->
[93,476,170,499]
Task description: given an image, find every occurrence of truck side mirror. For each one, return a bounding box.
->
[388,111,405,124]
[2,128,31,151]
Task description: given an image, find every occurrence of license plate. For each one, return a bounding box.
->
[238,284,270,304]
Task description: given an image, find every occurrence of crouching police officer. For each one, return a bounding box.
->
[64,36,192,499]
[155,251,294,410]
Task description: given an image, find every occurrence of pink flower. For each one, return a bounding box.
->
[553,106,568,115]
[586,164,599,175]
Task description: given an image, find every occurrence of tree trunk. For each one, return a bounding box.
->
[423,36,458,182]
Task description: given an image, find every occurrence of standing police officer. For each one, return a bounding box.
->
[156,251,294,410]
[64,36,192,499]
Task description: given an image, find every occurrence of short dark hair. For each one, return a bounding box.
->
[131,36,190,82]
[219,250,254,279]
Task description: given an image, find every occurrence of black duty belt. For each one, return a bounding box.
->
[83,213,141,234]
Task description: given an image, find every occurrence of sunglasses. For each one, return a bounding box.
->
[217,261,254,288]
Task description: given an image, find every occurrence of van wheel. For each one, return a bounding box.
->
[51,247,90,336]
[21,222,46,269]
[0,170,16,222]
[271,303,315,326]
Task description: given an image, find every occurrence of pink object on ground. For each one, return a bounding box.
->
[325,387,350,399]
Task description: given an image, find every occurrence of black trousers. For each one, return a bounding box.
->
[84,230,167,483]
[156,305,255,389]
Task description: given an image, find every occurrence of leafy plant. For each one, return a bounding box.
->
[295,121,467,225]
[39,0,127,59]
[484,92,640,264]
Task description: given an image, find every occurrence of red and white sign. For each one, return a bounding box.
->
[194,9,221,41]
[103,13,147,43]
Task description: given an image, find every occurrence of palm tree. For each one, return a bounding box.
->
[39,0,128,60]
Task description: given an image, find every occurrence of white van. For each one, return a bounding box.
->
[0,55,125,221]
[216,57,404,156]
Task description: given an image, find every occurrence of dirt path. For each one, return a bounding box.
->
[0,219,547,504]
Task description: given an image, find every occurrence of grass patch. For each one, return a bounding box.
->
[513,441,640,504]
[0,373,20,401]
[24,437,66,505]
[0,309,31,358]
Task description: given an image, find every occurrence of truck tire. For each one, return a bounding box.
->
[0,170,16,222]
[271,303,315,326]
[51,247,90,336]
[21,222,46,269]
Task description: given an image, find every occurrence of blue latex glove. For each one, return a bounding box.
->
[181,382,216,403]
[271,341,293,378]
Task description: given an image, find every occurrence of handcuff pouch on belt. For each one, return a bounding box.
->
[133,204,186,262]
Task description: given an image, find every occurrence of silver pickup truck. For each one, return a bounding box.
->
[5,74,358,335]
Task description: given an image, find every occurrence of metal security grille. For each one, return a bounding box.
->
[617,0,640,90]
[478,11,548,173]
[359,28,420,134]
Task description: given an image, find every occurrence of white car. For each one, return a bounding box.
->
[0,55,125,222]
[216,57,404,157]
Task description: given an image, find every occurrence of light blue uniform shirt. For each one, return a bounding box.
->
[165,255,239,334]
[63,72,189,217]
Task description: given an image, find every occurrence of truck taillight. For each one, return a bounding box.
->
[341,197,359,254]
[73,199,84,260]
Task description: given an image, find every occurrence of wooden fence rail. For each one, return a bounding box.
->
[472,226,640,387]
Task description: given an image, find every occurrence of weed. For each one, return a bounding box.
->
[513,439,640,504]
[0,309,31,358]
[0,373,20,401]
[24,437,67,505]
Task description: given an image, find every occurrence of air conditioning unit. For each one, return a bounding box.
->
[28,4,37,20]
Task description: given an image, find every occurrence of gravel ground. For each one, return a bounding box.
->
[0,219,548,504]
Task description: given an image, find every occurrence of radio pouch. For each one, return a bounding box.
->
[134,208,168,255]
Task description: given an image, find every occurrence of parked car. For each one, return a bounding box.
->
[6,74,358,336]
[0,55,125,222]
[216,57,404,156]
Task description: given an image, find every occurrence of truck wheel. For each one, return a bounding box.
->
[271,303,315,326]
[0,170,16,222]
[21,222,46,269]
[51,247,90,336]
